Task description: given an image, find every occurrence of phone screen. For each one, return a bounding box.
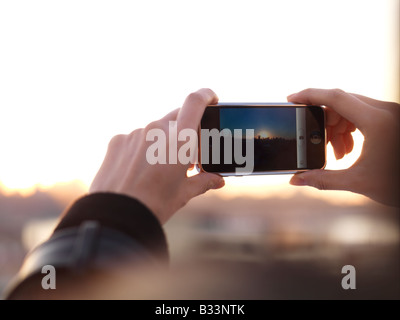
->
[199,104,326,175]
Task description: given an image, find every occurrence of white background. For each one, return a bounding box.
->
[0,0,398,197]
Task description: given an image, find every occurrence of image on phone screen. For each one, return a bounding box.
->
[199,104,326,175]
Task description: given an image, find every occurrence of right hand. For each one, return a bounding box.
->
[287,88,400,207]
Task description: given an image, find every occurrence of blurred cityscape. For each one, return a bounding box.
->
[0,181,399,299]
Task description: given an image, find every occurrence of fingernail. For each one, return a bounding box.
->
[287,93,297,101]
[290,174,307,186]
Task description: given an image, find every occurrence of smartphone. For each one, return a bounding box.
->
[199,103,326,176]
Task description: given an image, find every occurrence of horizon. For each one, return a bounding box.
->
[0,1,398,197]
[0,0,399,301]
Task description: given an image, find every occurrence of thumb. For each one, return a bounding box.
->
[186,172,225,198]
[290,169,350,191]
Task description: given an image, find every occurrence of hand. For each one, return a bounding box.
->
[288,88,400,207]
[89,89,225,224]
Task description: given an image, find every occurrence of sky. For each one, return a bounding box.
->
[0,0,398,204]
[220,107,296,139]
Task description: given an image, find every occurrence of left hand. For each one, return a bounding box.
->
[90,88,225,224]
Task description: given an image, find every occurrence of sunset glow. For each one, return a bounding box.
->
[257,130,270,139]
[0,0,398,204]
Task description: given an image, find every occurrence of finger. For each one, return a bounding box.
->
[326,126,332,142]
[343,131,354,154]
[287,88,373,129]
[132,109,179,136]
[160,108,180,122]
[331,134,346,160]
[329,117,350,136]
[347,121,356,132]
[185,172,225,198]
[324,107,342,127]
[177,88,218,131]
[290,169,350,191]
[350,93,399,110]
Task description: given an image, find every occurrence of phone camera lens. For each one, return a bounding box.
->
[310,131,322,144]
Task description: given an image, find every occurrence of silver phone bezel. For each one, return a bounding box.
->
[197,103,327,176]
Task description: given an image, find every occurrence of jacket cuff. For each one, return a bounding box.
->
[54,193,168,260]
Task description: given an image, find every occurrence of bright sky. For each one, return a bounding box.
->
[0,0,398,204]
[220,108,296,139]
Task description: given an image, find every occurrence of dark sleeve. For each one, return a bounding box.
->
[4,193,169,299]
[54,192,168,259]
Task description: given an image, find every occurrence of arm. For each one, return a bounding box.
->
[5,89,225,299]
